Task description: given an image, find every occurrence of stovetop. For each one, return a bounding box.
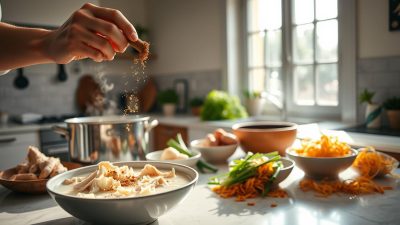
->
[37,114,85,124]
[341,125,400,137]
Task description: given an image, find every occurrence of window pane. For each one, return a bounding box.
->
[266,30,282,67]
[248,32,265,67]
[266,68,282,98]
[293,24,314,64]
[316,0,337,20]
[316,64,338,106]
[316,20,338,63]
[247,0,262,32]
[294,65,314,105]
[248,0,282,31]
[249,68,266,92]
[292,0,314,25]
[265,0,282,30]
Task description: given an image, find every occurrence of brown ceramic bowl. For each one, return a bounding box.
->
[232,121,297,155]
[0,162,81,194]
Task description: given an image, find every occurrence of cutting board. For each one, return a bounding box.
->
[76,75,104,114]
[137,78,157,113]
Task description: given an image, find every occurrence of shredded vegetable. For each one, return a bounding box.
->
[298,146,398,197]
[209,152,287,201]
[300,177,393,197]
[295,135,352,157]
[352,147,398,179]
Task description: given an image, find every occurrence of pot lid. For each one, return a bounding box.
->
[64,115,150,124]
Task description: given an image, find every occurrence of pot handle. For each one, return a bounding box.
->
[52,125,70,139]
[145,120,158,133]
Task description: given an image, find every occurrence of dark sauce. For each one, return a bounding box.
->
[241,125,291,129]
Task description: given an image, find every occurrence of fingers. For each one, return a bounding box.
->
[76,11,128,52]
[71,25,115,60]
[75,42,104,62]
[82,3,138,42]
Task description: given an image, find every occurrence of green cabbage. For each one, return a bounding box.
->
[201,90,248,121]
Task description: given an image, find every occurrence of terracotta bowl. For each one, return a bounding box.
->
[232,121,297,155]
[0,162,81,194]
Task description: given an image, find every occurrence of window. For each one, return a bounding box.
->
[245,0,346,118]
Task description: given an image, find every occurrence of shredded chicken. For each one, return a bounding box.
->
[63,162,176,198]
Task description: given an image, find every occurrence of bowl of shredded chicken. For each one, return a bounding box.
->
[46,161,198,225]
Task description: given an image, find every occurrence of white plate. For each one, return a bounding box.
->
[146,150,201,168]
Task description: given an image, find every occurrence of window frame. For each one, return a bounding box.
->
[238,0,356,121]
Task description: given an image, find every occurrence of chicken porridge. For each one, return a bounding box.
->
[56,161,190,198]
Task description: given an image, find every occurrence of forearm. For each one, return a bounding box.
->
[0,23,53,71]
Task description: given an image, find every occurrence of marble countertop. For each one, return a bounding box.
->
[1,162,399,225]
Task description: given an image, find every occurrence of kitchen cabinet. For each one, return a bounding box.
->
[153,124,188,150]
[0,131,39,170]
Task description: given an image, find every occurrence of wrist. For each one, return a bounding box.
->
[30,28,54,64]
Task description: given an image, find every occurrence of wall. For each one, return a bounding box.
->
[0,60,143,116]
[146,0,225,76]
[1,0,98,26]
[356,0,400,124]
[98,0,148,27]
[357,0,400,58]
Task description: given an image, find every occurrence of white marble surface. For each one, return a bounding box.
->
[1,163,399,225]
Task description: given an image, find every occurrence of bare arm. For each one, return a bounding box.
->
[0,23,51,71]
[0,3,138,71]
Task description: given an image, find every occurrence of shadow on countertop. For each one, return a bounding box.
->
[0,188,56,213]
[31,217,160,225]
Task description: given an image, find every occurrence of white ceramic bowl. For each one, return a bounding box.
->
[190,139,237,163]
[145,150,201,168]
[273,157,295,185]
[47,161,198,225]
[286,148,358,179]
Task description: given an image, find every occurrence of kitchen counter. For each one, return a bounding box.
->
[152,114,400,154]
[1,163,399,225]
[0,122,63,135]
[1,114,399,153]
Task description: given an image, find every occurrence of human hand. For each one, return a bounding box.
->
[42,3,138,63]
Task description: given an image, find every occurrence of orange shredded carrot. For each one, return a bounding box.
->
[212,163,288,201]
[352,147,398,179]
[299,177,392,197]
[295,135,352,157]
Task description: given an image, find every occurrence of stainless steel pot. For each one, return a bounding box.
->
[52,115,158,164]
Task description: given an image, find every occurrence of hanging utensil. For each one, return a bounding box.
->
[13,68,29,89]
[57,64,68,82]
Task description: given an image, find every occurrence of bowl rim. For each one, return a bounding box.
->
[232,121,297,132]
[279,157,295,171]
[190,139,238,149]
[46,161,199,201]
[286,148,358,159]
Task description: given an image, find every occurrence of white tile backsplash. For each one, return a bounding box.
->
[357,56,400,124]
[0,59,143,116]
